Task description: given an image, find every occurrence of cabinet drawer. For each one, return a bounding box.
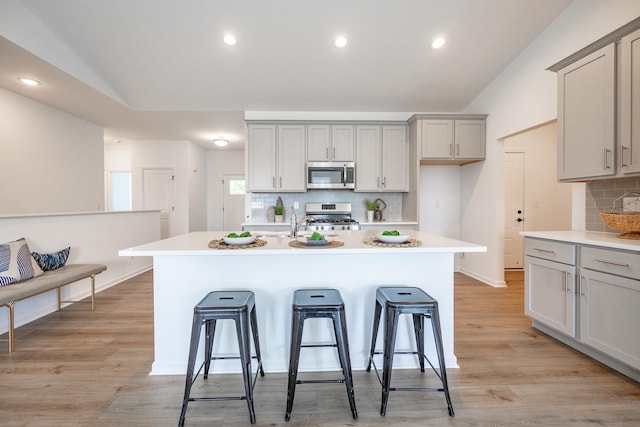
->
[581,246,640,280]
[525,238,576,265]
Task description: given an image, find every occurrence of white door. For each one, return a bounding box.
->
[143,168,174,239]
[504,152,525,269]
[223,174,246,231]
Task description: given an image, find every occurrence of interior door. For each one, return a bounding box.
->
[143,168,174,239]
[504,152,525,269]
[222,174,245,231]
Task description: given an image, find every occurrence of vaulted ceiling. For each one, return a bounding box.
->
[0,0,573,150]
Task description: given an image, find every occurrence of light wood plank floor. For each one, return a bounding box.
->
[1,270,639,426]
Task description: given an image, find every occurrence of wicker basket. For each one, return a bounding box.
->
[600,192,640,239]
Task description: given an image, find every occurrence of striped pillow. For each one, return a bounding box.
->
[31,247,70,271]
[0,238,44,286]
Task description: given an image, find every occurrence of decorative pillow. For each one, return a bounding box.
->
[31,247,71,271]
[0,238,44,286]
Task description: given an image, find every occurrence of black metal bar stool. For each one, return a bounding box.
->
[285,288,358,421]
[179,291,264,426]
[366,286,454,417]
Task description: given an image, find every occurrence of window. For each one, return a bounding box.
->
[228,179,246,195]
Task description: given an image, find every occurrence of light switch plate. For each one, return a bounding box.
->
[622,197,640,213]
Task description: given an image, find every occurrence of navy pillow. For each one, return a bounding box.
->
[31,247,70,271]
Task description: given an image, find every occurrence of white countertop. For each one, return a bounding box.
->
[120,229,486,257]
[521,231,640,252]
[241,221,418,227]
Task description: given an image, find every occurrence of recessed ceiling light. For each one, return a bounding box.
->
[334,36,348,48]
[223,34,237,46]
[213,138,229,147]
[431,37,446,49]
[18,77,41,86]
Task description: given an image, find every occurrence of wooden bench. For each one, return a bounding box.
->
[0,263,106,352]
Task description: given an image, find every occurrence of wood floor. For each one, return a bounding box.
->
[1,270,639,426]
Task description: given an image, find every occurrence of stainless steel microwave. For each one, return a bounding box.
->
[307,162,355,189]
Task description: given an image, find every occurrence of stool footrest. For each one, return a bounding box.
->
[189,396,247,402]
[297,379,345,385]
[300,343,337,348]
[390,387,445,392]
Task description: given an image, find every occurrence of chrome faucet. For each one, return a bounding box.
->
[291,215,315,237]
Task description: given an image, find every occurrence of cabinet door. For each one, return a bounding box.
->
[277,125,306,192]
[455,120,485,159]
[557,44,616,180]
[525,256,576,337]
[247,124,276,192]
[355,125,381,191]
[579,269,640,370]
[621,27,640,174]
[381,125,408,191]
[307,124,330,161]
[331,125,355,161]
[420,120,453,159]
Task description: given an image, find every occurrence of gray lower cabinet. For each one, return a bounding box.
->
[525,239,577,337]
[525,237,640,380]
[578,246,640,371]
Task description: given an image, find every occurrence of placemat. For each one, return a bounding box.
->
[363,237,422,248]
[288,240,344,249]
[208,238,267,249]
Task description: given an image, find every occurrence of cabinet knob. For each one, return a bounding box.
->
[517,218,523,222]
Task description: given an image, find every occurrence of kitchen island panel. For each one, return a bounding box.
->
[150,251,455,376]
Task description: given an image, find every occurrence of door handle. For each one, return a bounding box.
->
[517,218,523,222]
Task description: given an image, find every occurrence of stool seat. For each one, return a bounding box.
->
[179,290,264,425]
[367,286,454,417]
[285,289,357,421]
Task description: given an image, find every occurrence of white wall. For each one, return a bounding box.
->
[0,211,158,336]
[458,0,640,286]
[504,122,573,232]
[207,150,245,230]
[188,144,208,232]
[0,88,104,214]
[419,165,461,239]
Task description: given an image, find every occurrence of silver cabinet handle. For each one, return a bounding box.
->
[603,148,612,170]
[533,248,555,254]
[565,271,572,293]
[456,144,460,156]
[621,145,629,168]
[449,144,453,157]
[594,258,629,268]
[279,176,282,187]
[326,147,329,159]
[272,177,275,187]
[333,147,336,159]
[579,276,586,297]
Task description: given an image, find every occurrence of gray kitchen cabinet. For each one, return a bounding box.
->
[307,124,355,162]
[355,124,408,192]
[556,44,616,180]
[524,238,577,337]
[620,27,640,174]
[409,114,487,165]
[551,20,640,181]
[578,246,640,371]
[247,123,306,192]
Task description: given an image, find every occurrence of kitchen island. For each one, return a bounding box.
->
[119,229,486,375]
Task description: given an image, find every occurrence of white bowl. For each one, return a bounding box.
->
[377,233,409,244]
[223,235,256,245]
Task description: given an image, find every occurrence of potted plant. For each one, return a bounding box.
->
[364,199,377,222]
[274,206,284,222]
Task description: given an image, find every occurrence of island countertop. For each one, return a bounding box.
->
[119,229,486,256]
[120,230,486,376]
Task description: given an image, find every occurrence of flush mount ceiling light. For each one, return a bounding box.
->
[223,34,237,46]
[213,138,229,147]
[18,77,41,86]
[431,37,446,49]
[334,36,348,48]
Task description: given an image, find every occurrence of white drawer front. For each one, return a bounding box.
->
[581,246,640,280]
[525,238,576,265]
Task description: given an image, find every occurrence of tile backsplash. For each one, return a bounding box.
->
[585,177,640,231]
[249,191,403,223]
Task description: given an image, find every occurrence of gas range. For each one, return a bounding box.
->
[304,202,360,231]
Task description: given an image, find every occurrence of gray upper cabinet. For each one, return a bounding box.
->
[355,124,408,192]
[247,123,306,192]
[409,114,487,165]
[556,44,616,181]
[620,27,640,175]
[307,124,354,162]
[551,18,640,181]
